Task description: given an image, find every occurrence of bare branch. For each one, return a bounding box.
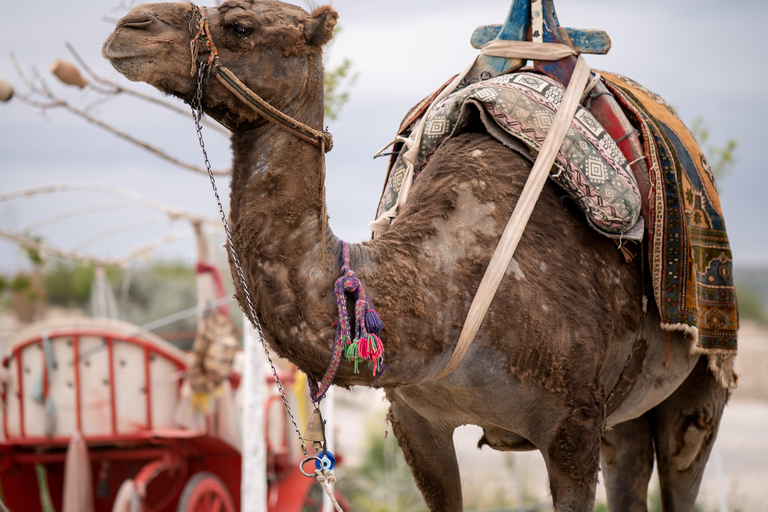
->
[66,42,229,136]
[12,52,231,174]
[72,218,169,251]
[0,228,125,267]
[123,229,195,262]
[0,183,223,226]
[22,201,148,233]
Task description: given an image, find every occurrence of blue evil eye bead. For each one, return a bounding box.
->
[314,451,336,471]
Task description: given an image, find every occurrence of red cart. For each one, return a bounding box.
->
[0,317,347,512]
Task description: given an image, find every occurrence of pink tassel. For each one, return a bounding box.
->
[358,334,384,362]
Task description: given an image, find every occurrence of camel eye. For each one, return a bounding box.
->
[230,23,254,37]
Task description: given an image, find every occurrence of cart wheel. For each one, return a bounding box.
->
[176,472,236,512]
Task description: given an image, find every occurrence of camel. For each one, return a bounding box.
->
[102,2,731,510]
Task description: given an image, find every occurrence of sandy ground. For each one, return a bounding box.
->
[334,322,768,511]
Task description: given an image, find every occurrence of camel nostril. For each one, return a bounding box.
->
[118,17,153,30]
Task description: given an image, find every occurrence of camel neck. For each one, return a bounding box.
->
[226,102,354,380]
[228,110,338,268]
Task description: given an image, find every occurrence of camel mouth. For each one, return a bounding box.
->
[101,11,172,63]
[101,43,162,61]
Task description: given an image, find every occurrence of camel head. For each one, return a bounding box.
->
[102,0,338,129]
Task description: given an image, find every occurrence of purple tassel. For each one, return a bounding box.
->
[365,310,383,334]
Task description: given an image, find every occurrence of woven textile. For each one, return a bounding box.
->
[602,72,738,353]
[376,72,642,237]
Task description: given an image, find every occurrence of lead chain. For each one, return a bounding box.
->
[191,62,309,458]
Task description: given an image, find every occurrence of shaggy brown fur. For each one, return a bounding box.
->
[103,2,731,510]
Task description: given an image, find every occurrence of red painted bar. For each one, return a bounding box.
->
[16,349,24,439]
[41,340,48,401]
[144,347,153,430]
[2,374,7,440]
[73,335,82,433]
[12,446,167,464]
[107,337,117,436]
[2,329,186,373]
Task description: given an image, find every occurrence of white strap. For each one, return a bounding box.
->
[435,55,592,379]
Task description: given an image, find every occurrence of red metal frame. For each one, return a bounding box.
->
[144,345,153,430]
[73,334,82,433]
[15,347,24,438]
[1,328,187,445]
[107,337,118,436]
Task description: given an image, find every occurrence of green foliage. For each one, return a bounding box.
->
[11,273,32,293]
[337,426,427,512]
[25,246,44,267]
[122,261,198,342]
[735,283,768,324]
[43,262,97,307]
[690,117,739,181]
[323,26,359,121]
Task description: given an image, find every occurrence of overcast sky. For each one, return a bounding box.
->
[1,0,766,274]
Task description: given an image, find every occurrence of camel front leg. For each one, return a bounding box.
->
[387,394,462,512]
[542,390,604,511]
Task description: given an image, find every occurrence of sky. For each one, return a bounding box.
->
[1,0,766,274]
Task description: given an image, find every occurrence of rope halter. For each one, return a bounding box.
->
[188,4,333,152]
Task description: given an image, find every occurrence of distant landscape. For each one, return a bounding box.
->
[735,265,768,324]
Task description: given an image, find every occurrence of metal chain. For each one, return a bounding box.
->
[191,62,309,458]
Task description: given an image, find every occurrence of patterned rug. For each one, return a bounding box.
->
[376,72,643,238]
[602,72,738,354]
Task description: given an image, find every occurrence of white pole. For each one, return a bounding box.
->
[320,386,335,512]
[242,317,267,512]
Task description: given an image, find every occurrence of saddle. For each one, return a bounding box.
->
[376,71,643,240]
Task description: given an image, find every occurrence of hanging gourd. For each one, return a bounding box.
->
[50,59,88,89]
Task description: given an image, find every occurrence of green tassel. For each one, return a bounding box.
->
[344,341,359,373]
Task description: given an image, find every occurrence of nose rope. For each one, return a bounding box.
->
[190,5,218,76]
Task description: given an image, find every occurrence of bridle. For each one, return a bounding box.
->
[186,6,346,502]
[188,4,333,152]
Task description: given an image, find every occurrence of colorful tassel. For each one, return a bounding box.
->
[310,240,386,402]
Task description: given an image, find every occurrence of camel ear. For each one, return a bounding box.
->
[305,6,338,47]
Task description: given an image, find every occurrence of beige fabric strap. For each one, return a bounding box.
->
[481,40,577,61]
[434,55,592,379]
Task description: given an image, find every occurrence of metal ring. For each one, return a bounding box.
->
[300,457,322,478]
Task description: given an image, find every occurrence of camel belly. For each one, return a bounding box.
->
[605,328,699,427]
[478,426,536,452]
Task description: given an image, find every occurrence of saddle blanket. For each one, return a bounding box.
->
[376,72,643,238]
[376,69,738,358]
[602,72,738,354]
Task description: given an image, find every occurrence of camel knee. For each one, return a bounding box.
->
[548,403,604,491]
[671,417,716,471]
